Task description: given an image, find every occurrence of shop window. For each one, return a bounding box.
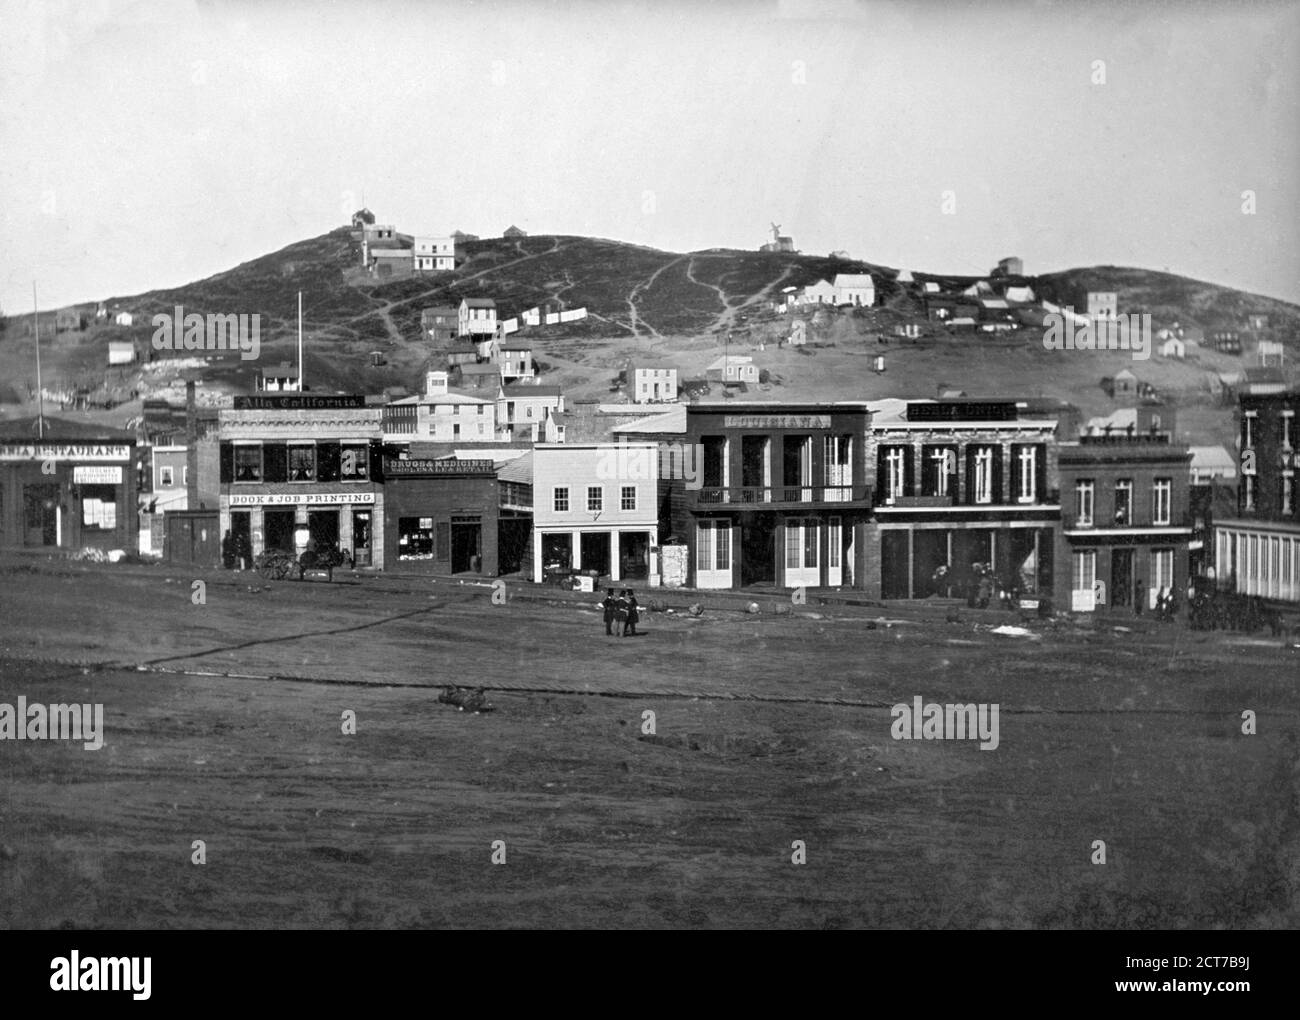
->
[80,484,118,530]
[398,517,435,559]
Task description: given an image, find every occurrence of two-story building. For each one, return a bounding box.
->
[627,362,679,403]
[532,442,660,585]
[672,403,874,590]
[495,338,534,383]
[422,305,459,343]
[864,398,1060,601]
[498,383,564,441]
[1056,430,1193,611]
[217,394,385,568]
[383,371,500,444]
[458,298,497,338]
[413,236,455,272]
[1213,389,1299,602]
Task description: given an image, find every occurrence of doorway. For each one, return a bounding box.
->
[620,532,649,580]
[263,510,296,552]
[452,515,482,573]
[308,510,339,551]
[580,531,610,577]
[23,483,60,546]
[1111,548,1133,608]
[740,512,776,586]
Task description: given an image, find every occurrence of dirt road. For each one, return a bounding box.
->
[1,558,1296,928]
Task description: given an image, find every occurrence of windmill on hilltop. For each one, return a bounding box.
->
[760,222,796,254]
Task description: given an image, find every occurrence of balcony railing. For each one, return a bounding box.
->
[694,484,867,505]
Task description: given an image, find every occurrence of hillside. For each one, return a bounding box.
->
[3,228,1298,450]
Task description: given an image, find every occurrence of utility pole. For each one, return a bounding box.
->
[297,290,304,391]
[33,282,44,438]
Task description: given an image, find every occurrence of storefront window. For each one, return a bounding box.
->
[80,484,118,530]
[398,517,435,559]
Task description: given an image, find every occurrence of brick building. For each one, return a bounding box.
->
[1213,389,1300,602]
[864,398,1059,601]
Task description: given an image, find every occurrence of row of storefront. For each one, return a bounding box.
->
[3,395,1240,611]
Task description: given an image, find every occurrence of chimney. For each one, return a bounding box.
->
[185,380,199,509]
[426,370,448,396]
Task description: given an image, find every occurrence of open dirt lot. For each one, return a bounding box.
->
[1,557,1297,928]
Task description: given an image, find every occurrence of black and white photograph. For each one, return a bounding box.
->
[1,0,1297,962]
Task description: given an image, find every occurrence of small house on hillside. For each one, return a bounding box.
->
[458,298,498,337]
[369,246,413,279]
[706,355,759,385]
[114,311,134,327]
[1083,291,1118,319]
[1159,336,1186,359]
[413,236,455,272]
[626,362,678,403]
[833,273,875,307]
[503,225,527,239]
[795,279,837,306]
[422,305,459,344]
[1111,368,1138,398]
[991,256,1024,277]
[55,309,83,332]
[456,362,502,391]
[1210,329,1242,355]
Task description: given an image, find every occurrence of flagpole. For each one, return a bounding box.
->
[297,290,304,391]
[33,282,44,438]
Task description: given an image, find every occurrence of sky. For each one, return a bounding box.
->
[1,0,1298,316]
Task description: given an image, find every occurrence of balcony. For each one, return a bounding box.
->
[691,484,871,508]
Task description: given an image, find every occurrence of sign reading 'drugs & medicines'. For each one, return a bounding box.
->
[0,444,131,461]
[229,493,376,506]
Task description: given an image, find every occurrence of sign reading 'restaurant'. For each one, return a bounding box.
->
[723,415,831,430]
[229,492,376,507]
[0,444,131,462]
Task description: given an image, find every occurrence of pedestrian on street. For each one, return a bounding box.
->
[623,590,640,637]
[614,590,629,637]
[602,588,617,636]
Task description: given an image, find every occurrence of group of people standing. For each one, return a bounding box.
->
[602,589,640,637]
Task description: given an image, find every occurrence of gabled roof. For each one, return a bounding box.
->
[500,338,532,350]
[1189,446,1237,474]
[833,273,874,288]
[496,450,534,484]
[459,362,501,375]
[1113,368,1138,380]
[461,297,497,309]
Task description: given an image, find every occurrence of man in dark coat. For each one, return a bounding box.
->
[602,588,617,636]
[623,590,640,637]
[613,590,629,637]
